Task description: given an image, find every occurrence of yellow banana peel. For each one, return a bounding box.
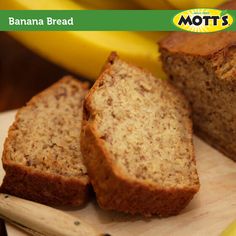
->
[167,0,227,9]
[133,0,227,9]
[221,220,236,236]
[0,0,167,80]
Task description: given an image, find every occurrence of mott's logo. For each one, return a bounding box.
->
[173,9,233,33]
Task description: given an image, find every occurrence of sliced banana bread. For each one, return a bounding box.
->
[81,53,200,217]
[1,77,89,206]
[159,1,236,161]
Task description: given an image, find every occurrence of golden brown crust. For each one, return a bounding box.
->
[81,123,197,217]
[0,163,89,206]
[194,126,236,162]
[1,76,90,206]
[159,1,236,162]
[219,0,236,9]
[81,53,199,217]
[159,1,236,57]
[27,76,89,107]
[159,32,236,57]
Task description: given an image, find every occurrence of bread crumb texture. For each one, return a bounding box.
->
[90,59,198,188]
[5,77,88,179]
[159,31,236,161]
[82,54,199,216]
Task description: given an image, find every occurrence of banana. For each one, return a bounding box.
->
[167,0,227,9]
[0,0,167,80]
[133,0,227,9]
[221,220,236,236]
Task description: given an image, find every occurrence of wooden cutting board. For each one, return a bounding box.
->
[0,110,236,236]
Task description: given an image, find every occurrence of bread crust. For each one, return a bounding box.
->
[159,1,236,162]
[194,126,236,162]
[159,32,236,57]
[1,76,90,206]
[81,53,199,217]
[0,162,89,206]
[159,1,236,57]
[159,45,236,160]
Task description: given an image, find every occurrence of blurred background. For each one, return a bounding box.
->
[0,0,228,112]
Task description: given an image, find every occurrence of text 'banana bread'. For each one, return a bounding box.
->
[159,1,236,161]
[1,77,89,206]
[81,53,200,217]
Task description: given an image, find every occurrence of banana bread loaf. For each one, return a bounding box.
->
[1,77,90,206]
[159,1,236,161]
[81,53,200,217]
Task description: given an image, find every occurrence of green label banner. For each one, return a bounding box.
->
[0,9,236,31]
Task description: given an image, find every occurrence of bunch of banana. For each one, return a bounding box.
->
[0,0,228,80]
[0,0,168,80]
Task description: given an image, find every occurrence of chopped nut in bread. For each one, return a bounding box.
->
[1,77,89,206]
[159,1,236,161]
[81,53,200,217]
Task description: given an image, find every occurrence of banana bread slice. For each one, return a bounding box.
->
[81,53,200,217]
[1,77,89,206]
[159,1,236,161]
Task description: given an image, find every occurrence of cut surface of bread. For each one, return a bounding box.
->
[81,53,200,217]
[1,77,89,206]
[159,1,236,161]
